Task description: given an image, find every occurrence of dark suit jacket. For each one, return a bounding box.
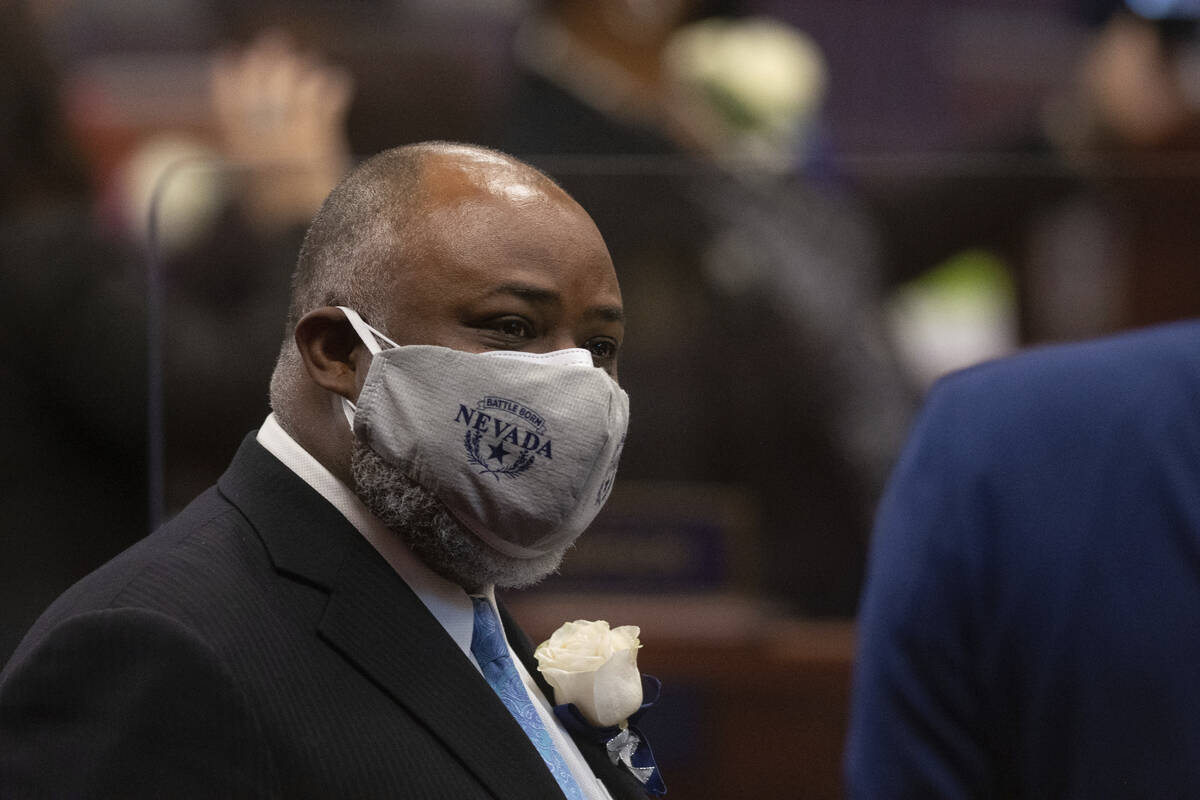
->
[846,320,1200,798]
[0,435,649,799]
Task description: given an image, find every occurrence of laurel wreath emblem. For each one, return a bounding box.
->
[464,430,536,480]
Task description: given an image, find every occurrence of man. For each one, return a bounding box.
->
[846,320,1200,797]
[0,142,649,799]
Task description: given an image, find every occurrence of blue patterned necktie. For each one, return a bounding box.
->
[470,597,585,800]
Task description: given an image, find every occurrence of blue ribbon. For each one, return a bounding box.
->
[553,674,667,796]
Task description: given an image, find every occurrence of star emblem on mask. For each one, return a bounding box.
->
[487,442,511,464]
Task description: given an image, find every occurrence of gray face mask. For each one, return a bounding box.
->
[337,307,630,559]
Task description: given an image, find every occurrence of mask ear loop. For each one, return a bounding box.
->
[333,306,400,430]
[337,305,400,353]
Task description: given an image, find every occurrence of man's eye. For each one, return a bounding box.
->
[585,338,618,363]
[494,317,533,339]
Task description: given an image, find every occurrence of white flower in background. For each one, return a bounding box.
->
[665,16,828,168]
[535,620,643,728]
[886,249,1019,390]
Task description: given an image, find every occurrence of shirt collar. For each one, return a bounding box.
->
[255,413,492,661]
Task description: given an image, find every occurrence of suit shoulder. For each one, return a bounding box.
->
[0,606,277,795]
[927,321,1200,438]
[10,487,266,661]
[3,606,227,686]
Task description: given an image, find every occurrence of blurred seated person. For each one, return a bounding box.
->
[502,0,914,615]
[865,0,1200,345]
[130,30,354,512]
[0,0,150,664]
[0,15,353,662]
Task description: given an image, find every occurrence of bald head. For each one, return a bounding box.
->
[268,142,620,470]
[280,141,566,334]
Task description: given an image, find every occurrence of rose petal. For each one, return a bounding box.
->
[609,626,641,652]
[589,645,643,727]
[540,665,598,720]
[539,620,620,665]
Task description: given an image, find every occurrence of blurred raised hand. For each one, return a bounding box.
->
[212,30,354,230]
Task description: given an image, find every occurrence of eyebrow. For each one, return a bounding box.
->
[490,282,557,303]
[488,282,625,323]
[588,305,625,323]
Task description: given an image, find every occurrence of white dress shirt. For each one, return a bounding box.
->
[256,415,613,800]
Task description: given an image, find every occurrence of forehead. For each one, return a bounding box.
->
[391,156,620,308]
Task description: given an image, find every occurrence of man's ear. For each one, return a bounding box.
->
[294,307,366,400]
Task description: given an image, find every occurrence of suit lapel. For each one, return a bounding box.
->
[317,544,566,800]
[501,603,650,800]
[218,435,565,800]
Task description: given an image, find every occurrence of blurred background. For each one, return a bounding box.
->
[5,0,1200,795]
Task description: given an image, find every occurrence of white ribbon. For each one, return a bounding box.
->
[605,728,655,785]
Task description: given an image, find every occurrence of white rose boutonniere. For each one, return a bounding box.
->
[535,620,666,794]
[534,620,643,728]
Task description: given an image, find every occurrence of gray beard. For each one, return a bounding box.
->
[349,440,566,592]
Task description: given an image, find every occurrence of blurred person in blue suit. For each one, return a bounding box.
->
[847,319,1200,797]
